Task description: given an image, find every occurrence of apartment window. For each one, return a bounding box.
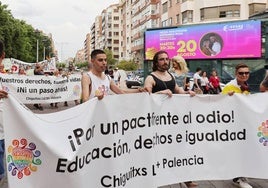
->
[200,7,218,20]
[249,3,266,16]
[162,2,168,13]
[176,14,180,24]
[114,40,119,44]
[219,11,226,18]
[169,0,172,7]
[162,19,168,27]
[114,32,119,36]
[201,5,240,20]
[219,5,240,18]
[114,24,119,28]
[169,17,173,26]
[114,16,119,20]
[233,10,240,17]
[182,10,193,24]
[176,0,180,3]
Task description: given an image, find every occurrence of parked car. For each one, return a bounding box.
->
[126,74,143,88]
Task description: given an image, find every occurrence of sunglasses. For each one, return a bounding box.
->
[238,72,250,76]
[158,58,169,61]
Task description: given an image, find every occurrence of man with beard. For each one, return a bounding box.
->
[81,49,145,102]
[144,50,195,97]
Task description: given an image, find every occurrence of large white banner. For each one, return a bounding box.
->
[0,74,81,103]
[3,93,268,188]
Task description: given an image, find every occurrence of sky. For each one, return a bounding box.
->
[1,0,119,61]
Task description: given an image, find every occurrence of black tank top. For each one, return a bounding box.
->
[151,72,176,93]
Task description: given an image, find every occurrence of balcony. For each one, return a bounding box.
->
[149,14,160,20]
[151,0,160,4]
[132,32,141,40]
[132,20,140,28]
[132,0,139,6]
[140,15,148,25]
[131,44,143,52]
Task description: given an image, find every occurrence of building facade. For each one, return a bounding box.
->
[86,0,268,81]
[86,0,267,69]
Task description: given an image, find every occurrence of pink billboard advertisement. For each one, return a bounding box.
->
[144,20,261,60]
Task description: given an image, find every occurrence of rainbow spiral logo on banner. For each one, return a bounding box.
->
[7,138,42,179]
[257,120,268,146]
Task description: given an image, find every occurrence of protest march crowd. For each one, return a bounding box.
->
[0,40,268,188]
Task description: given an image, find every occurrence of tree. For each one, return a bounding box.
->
[104,49,116,67]
[76,62,89,69]
[0,2,53,62]
[117,60,138,71]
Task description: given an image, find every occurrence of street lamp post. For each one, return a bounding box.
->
[43,47,45,60]
[36,39,39,62]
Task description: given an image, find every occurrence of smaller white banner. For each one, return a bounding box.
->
[0,73,81,103]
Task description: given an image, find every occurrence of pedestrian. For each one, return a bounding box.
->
[221,63,252,188]
[209,70,221,94]
[144,50,195,97]
[200,71,211,94]
[0,40,8,186]
[143,50,196,187]
[260,64,268,92]
[18,66,26,75]
[222,63,250,96]
[113,67,121,86]
[33,63,44,110]
[192,67,203,94]
[170,55,189,90]
[260,77,268,92]
[81,49,146,102]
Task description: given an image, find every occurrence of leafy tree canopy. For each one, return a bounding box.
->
[0,2,53,62]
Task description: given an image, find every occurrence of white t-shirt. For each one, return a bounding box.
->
[113,70,120,82]
[87,72,111,100]
[200,77,209,86]
[193,72,202,81]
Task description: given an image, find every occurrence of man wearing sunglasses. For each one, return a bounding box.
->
[222,63,250,96]
[221,63,252,188]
